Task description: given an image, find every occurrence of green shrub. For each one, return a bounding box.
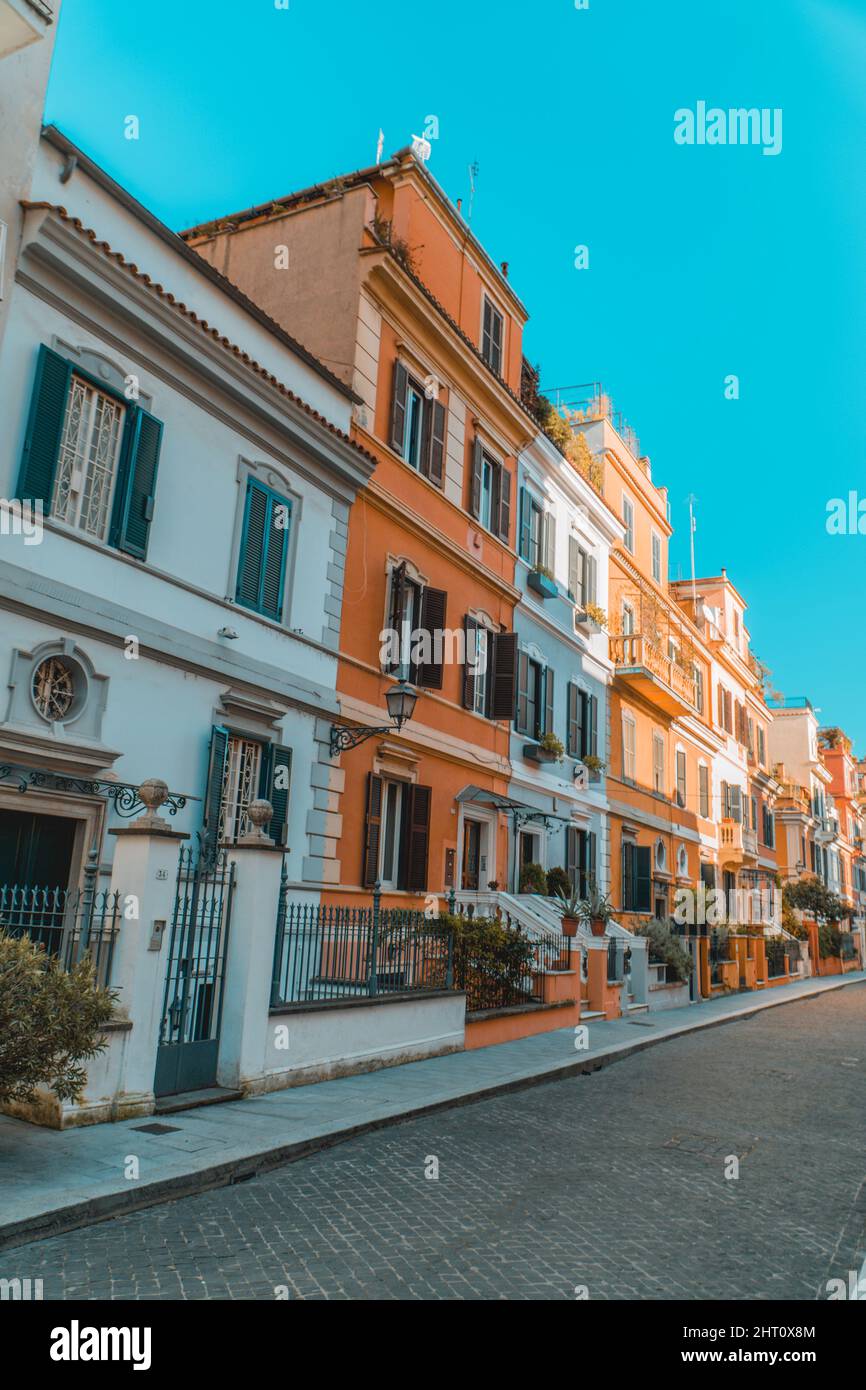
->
[0,931,114,1105]
[519,861,548,894]
[636,920,693,984]
[546,866,572,900]
[818,922,843,958]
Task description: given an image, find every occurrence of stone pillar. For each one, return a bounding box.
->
[219,799,286,1093]
[627,934,648,1006]
[585,937,611,1016]
[108,778,189,1116]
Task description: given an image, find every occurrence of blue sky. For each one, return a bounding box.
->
[45,0,865,747]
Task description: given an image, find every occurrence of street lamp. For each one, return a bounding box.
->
[330,679,419,755]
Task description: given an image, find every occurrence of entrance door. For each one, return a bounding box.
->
[0,809,77,957]
[154,848,235,1097]
[462,819,482,890]
[0,809,76,888]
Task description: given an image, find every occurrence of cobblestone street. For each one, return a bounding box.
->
[1,987,864,1301]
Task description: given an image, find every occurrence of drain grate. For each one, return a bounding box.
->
[131,1122,182,1135]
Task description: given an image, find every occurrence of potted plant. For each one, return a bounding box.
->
[575,601,607,635]
[528,564,558,599]
[578,879,616,937]
[525,731,565,764]
[555,883,583,937]
[581,753,606,782]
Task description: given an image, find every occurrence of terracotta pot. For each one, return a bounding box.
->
[589,917,606,937]
[562,914,579,937]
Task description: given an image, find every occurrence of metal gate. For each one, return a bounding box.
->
[154,844,235,1098]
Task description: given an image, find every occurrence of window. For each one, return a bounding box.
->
[693,663,704,714]
[470,439,511,542]
[386,562,448,688]
[567,683,599,759]
[622,711,637,781]
[757,725,766,766]
[762,804,775,848]
[481,296,504,374]
[32,656,76,722]
[677,845,688,877]
[53,376,125,540]
[622,601,635,636]
[363,774,431,892]
[518,488,547,566]
[389,362,446,485]
[652,732,665,793]
[568,536,597,608]
[651,531,662,582]
[463,617,517,720]
[699,763,709,818]
[622,495,635,552]
[17,345,163,559]
[676,750,687,808]
[516,653,548,739]
[204,726,292,853]
[722,781,743,823]
[236,478,291,622]
[750,795,758,833]
[566,826,596,898]
[717,685,733,734]
[622,841,651,912]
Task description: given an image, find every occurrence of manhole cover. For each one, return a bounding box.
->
[130,1122,182,1135]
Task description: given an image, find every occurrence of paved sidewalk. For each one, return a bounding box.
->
[1,972,863,1251]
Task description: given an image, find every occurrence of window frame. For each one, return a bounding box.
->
[622,494,635,553]
[481,294,504,375]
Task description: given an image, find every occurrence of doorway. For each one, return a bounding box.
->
[0,808,76,890]
[462,818,482,890]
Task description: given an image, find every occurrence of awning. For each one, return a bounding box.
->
[455,785,572,826]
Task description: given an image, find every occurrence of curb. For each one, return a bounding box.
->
[0,974,862,1252]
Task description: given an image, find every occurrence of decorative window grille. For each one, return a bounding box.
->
[31,656,76,721]
[53,376,125,540]
[218,736,262,844]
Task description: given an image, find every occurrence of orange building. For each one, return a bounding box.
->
[184,148,536,905]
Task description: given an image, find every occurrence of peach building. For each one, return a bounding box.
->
[183,147,538,906]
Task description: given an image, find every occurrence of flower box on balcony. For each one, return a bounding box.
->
[528,568,558,599]
[574,610,602,635]
[523,742,560,765]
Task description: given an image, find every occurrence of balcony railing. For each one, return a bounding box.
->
[609,633,697,714]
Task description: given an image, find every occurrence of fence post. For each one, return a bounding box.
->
[270,856,289,1007]
[368,882,381,996]
[75,842,99,965]
[445,924,454,990]
[447,887,456,915]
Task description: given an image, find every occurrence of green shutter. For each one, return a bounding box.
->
[260,744,292,846]
[203,725,230,860]
[236,479,290,621]
[16,344,72,513]
[111,405,163,559]
[519,487,531,560]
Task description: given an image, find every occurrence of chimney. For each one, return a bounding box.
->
[456,197,462,213]
[501,261,509,278]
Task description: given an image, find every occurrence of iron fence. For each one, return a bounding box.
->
[840,932,857,962]
[271,873,453,1005]
[765,937,787,978]
[607,937,630,983]
[0,867,121,989]
[452,927,572,1013]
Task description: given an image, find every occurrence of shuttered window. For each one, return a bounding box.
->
[17,344,162,558]
[481,296,504,374]
[622,712,637,781]
[653,733,665,793]
[236,478,291,621]
[390,360,447,487]
[699,763,710,818]
[472,439,511,542]
[362,774,431,892]
[622,842,651,912]
[567,684,598,759]
[203,726,292,854]
[676,750,687,808]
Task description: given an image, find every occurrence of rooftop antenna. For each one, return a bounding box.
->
[687,494,698,608]
[376,129,384,165]
[468,161,479,220]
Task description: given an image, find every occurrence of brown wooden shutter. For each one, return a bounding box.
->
[426,399,446,487]
[463,615,479,708]
[416,586,447,689]
[469,436,483,518]
[363,773,383,886]
[497,465,512,543]
[544,667,555,736]
[404,784,431,892]
[491,632,518,721]
[389,361,409,453]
